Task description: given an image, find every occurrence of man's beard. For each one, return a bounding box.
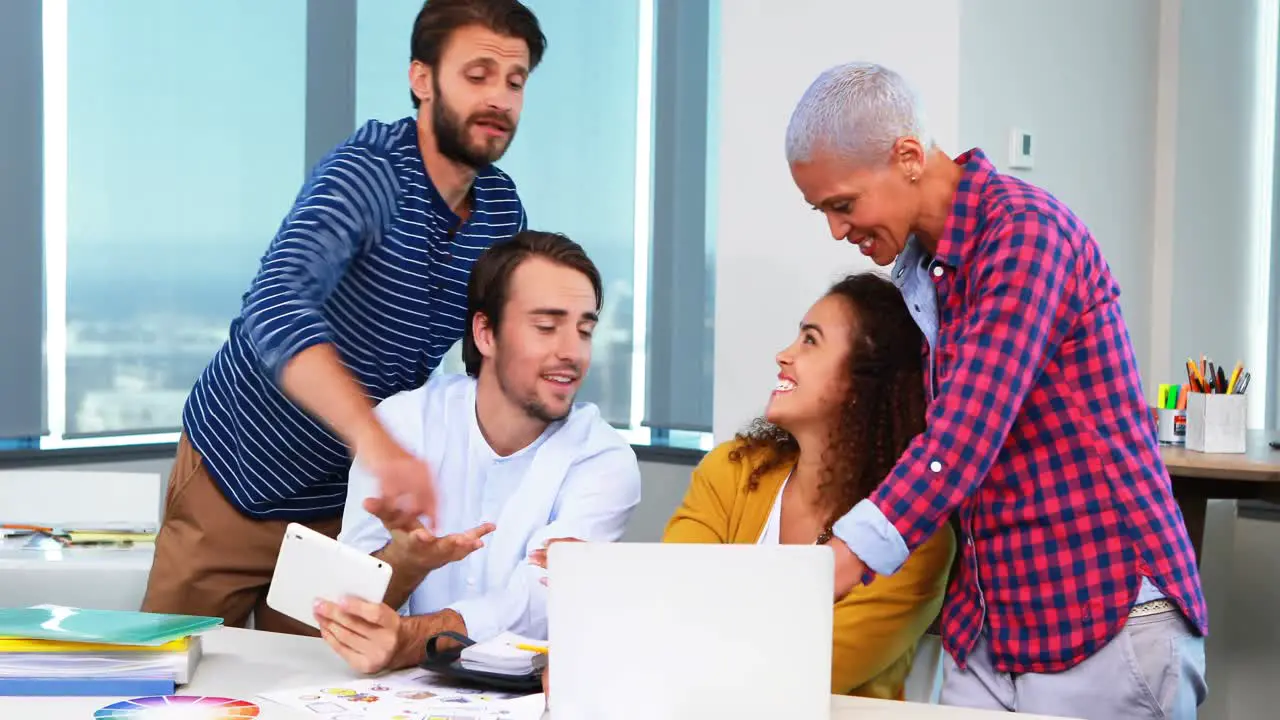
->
[432,76,516,169]
[495,354,576,425]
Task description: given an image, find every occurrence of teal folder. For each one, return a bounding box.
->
[0,605,222,646]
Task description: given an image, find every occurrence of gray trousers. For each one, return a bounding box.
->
[940,608,1207,719]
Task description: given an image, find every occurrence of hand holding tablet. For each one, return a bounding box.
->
[266,523,393,630]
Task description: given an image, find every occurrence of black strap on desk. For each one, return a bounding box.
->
[424,631,474,662]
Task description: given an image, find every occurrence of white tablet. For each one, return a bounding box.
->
[266,522,393,629]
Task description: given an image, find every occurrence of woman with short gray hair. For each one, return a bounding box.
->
[786,61,1207,720]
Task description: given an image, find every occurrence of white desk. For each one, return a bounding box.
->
[0,536,154,611]
[0,627,1075,719]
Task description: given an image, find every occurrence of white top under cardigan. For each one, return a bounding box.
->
[756,472,791,545]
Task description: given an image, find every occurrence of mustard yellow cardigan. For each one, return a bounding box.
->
[662,440,955,700]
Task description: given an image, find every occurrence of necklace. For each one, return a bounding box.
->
[815,528,833,545]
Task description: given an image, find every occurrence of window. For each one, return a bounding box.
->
[645,0,716,439]
[0,0,44,443]
[1258,0,1279,430]
[356,0,648,427]
[11,0,716,452]
[56,0,308,438]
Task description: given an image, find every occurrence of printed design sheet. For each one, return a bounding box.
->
[257,667,542,720]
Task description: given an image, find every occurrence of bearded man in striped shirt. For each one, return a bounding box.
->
[141,0,543,635]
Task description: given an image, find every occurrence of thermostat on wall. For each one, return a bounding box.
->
[1008,128,1034,170]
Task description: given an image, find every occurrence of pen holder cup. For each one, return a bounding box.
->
[1185,393,1247,454]
[1154,408,1186,445]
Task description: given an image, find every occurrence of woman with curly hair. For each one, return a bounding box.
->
[661,271,954,700]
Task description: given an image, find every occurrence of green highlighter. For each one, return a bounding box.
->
[0,605,223,646]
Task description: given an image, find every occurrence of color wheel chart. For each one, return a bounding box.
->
[95,695,260,719]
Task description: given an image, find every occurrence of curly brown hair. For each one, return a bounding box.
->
[729,272,927,530]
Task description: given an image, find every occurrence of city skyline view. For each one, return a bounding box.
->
[60,0,659,437]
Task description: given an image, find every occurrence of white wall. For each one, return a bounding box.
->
[1165,0,1269,426]
[710,0,962,441]
[957,0,1162,386]
[710,0,1272,436]
[1146,0,1273,429]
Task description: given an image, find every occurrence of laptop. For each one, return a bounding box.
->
[546,542,834,720]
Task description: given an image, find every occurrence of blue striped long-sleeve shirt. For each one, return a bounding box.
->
[183,117,526,520]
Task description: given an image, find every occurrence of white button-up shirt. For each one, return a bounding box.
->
[339,373,642,642]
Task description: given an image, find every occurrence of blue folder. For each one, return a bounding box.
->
[0,676,175,696]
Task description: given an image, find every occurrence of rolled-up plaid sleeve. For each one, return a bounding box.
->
[833,212,1079,575]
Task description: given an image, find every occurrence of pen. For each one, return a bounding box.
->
[1236,372,1251,394]
[1216,366,1228,394]
[1227,361,1244,394]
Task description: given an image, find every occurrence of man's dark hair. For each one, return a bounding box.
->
[409,0,547,108]
[461,231,603,377]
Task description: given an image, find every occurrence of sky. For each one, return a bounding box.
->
[61,0,650,425]
[66,0,641,313]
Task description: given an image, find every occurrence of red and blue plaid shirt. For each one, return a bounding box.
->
[834,148,1207,673]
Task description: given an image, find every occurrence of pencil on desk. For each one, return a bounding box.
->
[0,524,54,534]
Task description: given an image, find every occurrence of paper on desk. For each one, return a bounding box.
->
[459,631,546,675]
[257,666,543,720]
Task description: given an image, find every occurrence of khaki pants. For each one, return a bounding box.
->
[140,433,343,636]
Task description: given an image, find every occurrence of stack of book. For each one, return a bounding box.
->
[0,604,222,696]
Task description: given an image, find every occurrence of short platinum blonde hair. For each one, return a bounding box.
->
[785,61,934,168]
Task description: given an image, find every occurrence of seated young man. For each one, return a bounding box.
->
[316,231,642,674]
[534,273,953,701]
